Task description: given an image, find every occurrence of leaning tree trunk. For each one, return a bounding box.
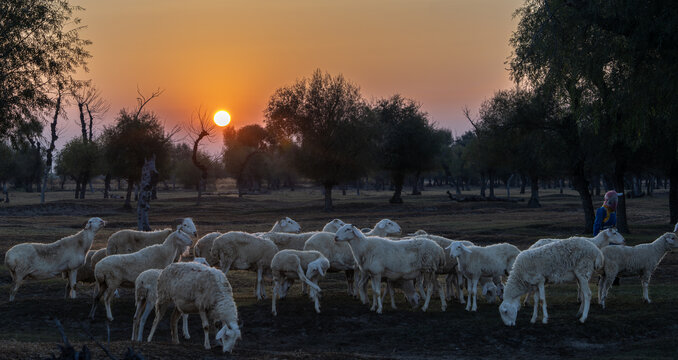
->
[390,173,404,204]
[137,156,158,231]
[527,175,540,208]
[670,158,678,224]
[323,183,334,211]
[572,171,595,234]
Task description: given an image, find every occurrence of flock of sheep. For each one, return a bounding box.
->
[4,216,678,353]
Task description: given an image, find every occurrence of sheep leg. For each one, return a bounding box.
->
[89,282,104,319]
[457,271,466,304]
[170,308,181,344]
[182,314,190,339]
[437,276,447,311]
[358,272,369,304]
[641,271,652,303]
[9,274,23,302]
[470,277,479,312]
[271,280,279,316]
[137,300,154,342]
[256,267,264,300]
[310,283,321,313]
[345,269,355,296]
[384,281,397,309]
[103,286,116,321]
[421,273,434,312]
[353,270,361,298]
[530,291,539,324]
[147,301,170,342]
[199,310,211,350]
[576,274,591,323]
[464,278,473,311]
[132,298,145,341]
[538,282,548,324]
[371,274,383,314]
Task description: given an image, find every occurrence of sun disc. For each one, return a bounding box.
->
[214,110,231,127]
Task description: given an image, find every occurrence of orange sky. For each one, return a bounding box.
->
[64,0,523,153]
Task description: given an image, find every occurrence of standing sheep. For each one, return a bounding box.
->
[361,219,402,237]
[106,228,173,255]
[303,231,357,296]
[147,262,241,352]
[335,224,444,314]
[529,228,625,249]
[446,241,520,312]
[598,232,678,308]
[210,231,279,300]
[270,249,330,316]
[498,238,603,326]
[193,232,222,266]
[322,219,346,233]
[90,219,197,321]
[5,217,106,301]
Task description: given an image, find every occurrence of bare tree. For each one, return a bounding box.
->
[40,83,64,204]
[187,107,216,204]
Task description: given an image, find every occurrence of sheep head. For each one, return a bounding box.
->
[663,232,678,248]
[325,219,346,233]
[602,228,625,245]
[482,281,499,304]
[216,321,241,353]
[177,218,198,238]
[408,229,428,236]
[446,241,472,258]
[85,217,106,233]
[335,224,362,242]
[278,217,301,233]
[306,257,330,279]
[499,299,519,326]
[375,219,401,236]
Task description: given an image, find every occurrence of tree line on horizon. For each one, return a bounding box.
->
[1,0,677,234]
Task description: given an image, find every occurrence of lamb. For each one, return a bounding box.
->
[5,217,106,301]
[270,249,330,316]
[303,231,358,296]
[335,224,445,314]
[106,228,173,255]
[147,262,241,352]
[529,228,625,249]
[132,269,163,342]
[446,241,520,312]
[598,232,678,308]
[90,219,197,321]
[361,219,402,237]
[322,219,346,233]
[498,238,604,326]
[210,231,279,300]
[193,232,222,266]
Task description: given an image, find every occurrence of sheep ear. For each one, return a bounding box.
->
[84,221,91,230]
[673,223,678,233]
[378,221,385,229]
[461,245,472,254]
[216,325,228,341]
[482,284,489,296]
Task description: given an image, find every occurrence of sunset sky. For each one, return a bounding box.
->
[66,0,524,153]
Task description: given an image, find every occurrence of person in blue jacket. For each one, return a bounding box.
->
[594,190,620,236]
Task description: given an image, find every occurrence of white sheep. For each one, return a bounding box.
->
[270,249,330,316]
[303,231,358,296]
[446,241,520,312]
[132,269,163,342]
[598,232,678,308]
[322,219,346,233]
[335,224,444,314]
[5,217,106,301]
[260,232,318,251]
[362,219,402,237]
[75,249,98,284]
[147,262,241,352]
[529,228,625,249]
[253,216,302,236]
[210,231,279,300]
[106,228,173,255]
[193,232,222,266]
[499,238,604,326]
[90,219,197,321]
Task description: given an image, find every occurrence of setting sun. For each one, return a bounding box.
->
[214,110,231,127]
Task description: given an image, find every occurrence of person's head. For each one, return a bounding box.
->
[604,190,619,211]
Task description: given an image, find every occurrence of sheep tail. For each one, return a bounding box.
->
[295,258,321,293]
[594,251,604,271]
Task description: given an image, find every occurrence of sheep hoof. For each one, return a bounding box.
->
[530,318,537,324]
[542,318,548,324]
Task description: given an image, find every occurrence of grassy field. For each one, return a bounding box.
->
[0,185,676,359]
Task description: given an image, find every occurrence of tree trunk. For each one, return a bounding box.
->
[670,158,678,224]
[488,171,495,199]
[2,182,9,203]
[520,175,526,194]
[137,156,157,231]
[455,177,462,195]
[527,175,540,208]
[41,90,61,204]
[572,172,595,234]
[103,173,111,199]
[78,102,87,142]
[480,172,487,197]
[74,180,81,199]
[124,179,133,209]
[390,173,404,204]
[411,171,421,195]
[559,178,564,194]
[323,183,334,211]
[613,154,629,234]
[505,174,514,199]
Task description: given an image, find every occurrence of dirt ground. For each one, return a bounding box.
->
[0,186,677,359]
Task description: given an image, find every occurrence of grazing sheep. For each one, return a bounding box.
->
[529,228,625,249]
[5,217,106,301]
[335,224,444,314]
[90,219,197,321]
[210,232,278,300]
[303,231,357,296]
[414,234,474,304]
[193,232,222,266]
[270,249,330,316]
[147,262,241,352]
[447,242,520,312]
[322,219,346,233]
[499,238,604,326]
[362,219,402,237]
[598,232,678,308]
